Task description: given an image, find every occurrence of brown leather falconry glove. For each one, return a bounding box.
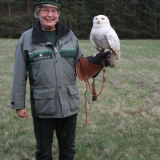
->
[76,50,111,81]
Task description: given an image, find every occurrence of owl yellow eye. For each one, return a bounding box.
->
[101,18,105,20]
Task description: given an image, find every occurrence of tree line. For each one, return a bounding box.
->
[0,0,160,39]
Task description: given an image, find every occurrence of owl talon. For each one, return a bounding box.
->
[93,51,99,57]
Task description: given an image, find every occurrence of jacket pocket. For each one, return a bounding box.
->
[68,83,80,111]
[33,87,56,115]
[60,48,77,69]
[29,49,53,62]
[60,48,77,58]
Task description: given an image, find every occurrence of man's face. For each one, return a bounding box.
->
[39,6,59,31]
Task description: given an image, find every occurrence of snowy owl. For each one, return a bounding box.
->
[90,15,121,67]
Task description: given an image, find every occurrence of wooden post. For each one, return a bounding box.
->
[8,3,11,16]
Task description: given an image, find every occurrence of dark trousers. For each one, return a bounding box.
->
[33,114,77,160]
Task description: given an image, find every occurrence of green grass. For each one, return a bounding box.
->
[0,38,160,160]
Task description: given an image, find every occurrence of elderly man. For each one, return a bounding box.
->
[11,0,111,159]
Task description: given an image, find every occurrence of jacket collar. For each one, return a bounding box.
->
[32,20,70,44]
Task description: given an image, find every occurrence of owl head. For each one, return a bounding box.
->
[93,15,110,28]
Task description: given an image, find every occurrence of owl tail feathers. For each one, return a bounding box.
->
[76,57,102,81]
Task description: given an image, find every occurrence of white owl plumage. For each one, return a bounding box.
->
[90,15,121,67]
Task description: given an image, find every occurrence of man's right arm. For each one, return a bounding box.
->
[11,36,28,111]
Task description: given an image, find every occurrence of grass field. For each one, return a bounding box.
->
[0,38,160,160]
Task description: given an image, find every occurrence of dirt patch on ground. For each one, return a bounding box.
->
[122,107,149,115]
[155,81,160,85]
[152,88,160,93]
[152,106,160,115]
[137,107,149,114]
[136,81,150,89]
[110,79,121,85]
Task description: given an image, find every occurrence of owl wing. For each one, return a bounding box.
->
[90,30,99,50]
[105,27,120,57]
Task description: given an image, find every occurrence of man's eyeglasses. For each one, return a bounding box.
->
[40,9,58,15]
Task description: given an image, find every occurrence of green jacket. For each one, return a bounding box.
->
[11,21,83,118]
